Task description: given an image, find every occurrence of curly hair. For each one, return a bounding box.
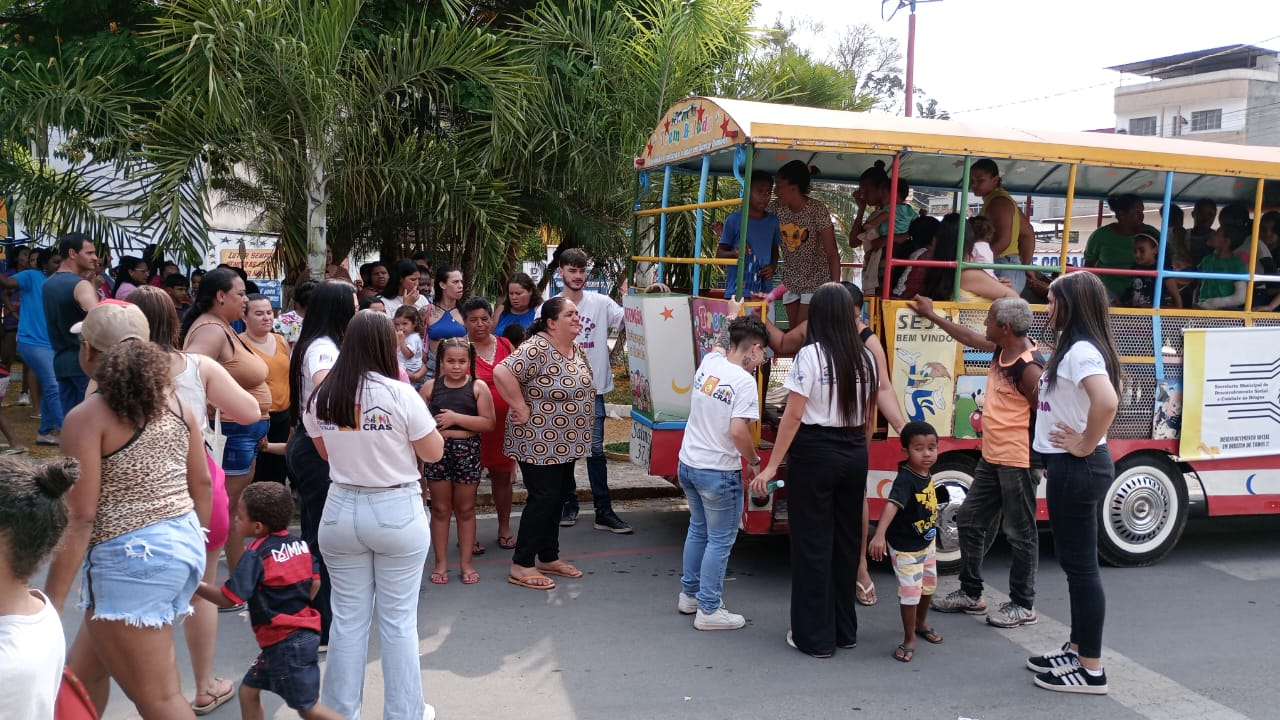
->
[96,339,172,427]
[0,457,77,581]
[240,482,294,533]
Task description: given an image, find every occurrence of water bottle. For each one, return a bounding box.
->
[751,479,785,507]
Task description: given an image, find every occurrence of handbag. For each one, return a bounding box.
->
[205,407,226,467]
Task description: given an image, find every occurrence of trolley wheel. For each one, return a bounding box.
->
[930,454,978,575]
[1096,453,1188,567]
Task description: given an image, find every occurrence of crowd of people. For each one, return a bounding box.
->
[0,161,1270,717]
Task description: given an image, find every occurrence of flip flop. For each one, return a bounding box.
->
[508,574,555,590]
[894,644,914,663]
[429,571,449,585]
[461,570,480,585]
[497,535,516,550]
[192,678,235,715]
[1,447,28,455]
[536,563,583,579]
[856,580,878,606]
[915,626,943,644]
[458,541,486,556]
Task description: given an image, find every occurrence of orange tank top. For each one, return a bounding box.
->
[188,317,271,418]
[242,332,290,414]
[980,345,1042,468]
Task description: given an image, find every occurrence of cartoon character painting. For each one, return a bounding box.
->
[897,348,952,423]
[1153,381,1183,440]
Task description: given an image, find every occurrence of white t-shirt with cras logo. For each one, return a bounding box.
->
[784,343,876,427]
[304,373,436,487]
[1033,340,1109,454]
[679,351,760,471]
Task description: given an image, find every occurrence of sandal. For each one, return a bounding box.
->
[461,570,480,585]
[536,562,583,579]
[915,626,943,644]
[894,644,914,663]
[856,580,877,606]
[508,573,555,590]
[429,570,449,585]
[497,535,516,550]
[1,447,28,455]
[458,541,486,556]
[193,678,235,715]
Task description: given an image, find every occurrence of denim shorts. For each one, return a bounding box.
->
[221,419,270,475]
[243,629,322,712]
[78,511,205,627]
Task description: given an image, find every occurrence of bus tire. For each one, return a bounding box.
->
[1097,453,1188,568]
[930,454,978,575]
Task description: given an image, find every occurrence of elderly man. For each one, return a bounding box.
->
[909,295,1044,629]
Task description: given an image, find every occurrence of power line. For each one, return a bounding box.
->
[951,35,1280,116]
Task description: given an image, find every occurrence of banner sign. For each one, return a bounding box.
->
[1181,327,1280,460]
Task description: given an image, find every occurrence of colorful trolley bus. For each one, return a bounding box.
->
[626,96,1280,569]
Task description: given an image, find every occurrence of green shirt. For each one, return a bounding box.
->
[1084,223,1160,297]
[1197,254,1247,304]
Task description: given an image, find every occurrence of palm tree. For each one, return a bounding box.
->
[146,0,531,279]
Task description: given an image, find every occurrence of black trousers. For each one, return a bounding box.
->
[514,461,576,568]
[286,428,332,643]
[786,424,867,655]
[254,410,292,485]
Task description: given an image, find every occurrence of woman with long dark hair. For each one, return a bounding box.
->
[181,267,270,579]
[493,272,543,336]
[45,304,209,718]
[286,280,357,646]
[426,265,467,375]
[306,311,443,718]
[381,259,429,316]
[128,285,259,714]
[111,256,149,299]
[1026,272,1121,695]
[493,296,594,590]
[752,283,876,658]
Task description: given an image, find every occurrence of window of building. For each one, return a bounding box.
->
[1190,109,1222,132]
[1128,116,1158,136]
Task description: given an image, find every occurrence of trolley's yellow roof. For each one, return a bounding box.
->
[640,97,1280,205]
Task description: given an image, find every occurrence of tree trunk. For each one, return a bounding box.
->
[306,151,327,279]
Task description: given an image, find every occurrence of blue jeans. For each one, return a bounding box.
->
[16,341,62,434]
[563,395,613,517]
[679,461,743,614]
[995,255,1027,294]
[319,483,430,720]
[57,373,89,414]
[1044,446,1114,659]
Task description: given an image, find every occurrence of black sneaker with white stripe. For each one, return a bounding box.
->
[1034,664,1108,695]
[1026,642,1079,673]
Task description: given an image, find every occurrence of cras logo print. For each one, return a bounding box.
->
[361,405,394,432]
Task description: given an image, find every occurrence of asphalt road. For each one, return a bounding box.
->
[79,500,1280,720]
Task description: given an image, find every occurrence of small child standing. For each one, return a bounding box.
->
[421,338,495,585]
[1122,233,1183,308]
[870,421,945,663]
[195,483,343,720]
[394,305,428,387]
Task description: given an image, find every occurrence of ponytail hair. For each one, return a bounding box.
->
[179,267,238,344]
[96,339,172,427]
[528,296,570,337]
[433,337,475,380]
[0,457,78,581]
[777,160,818,196]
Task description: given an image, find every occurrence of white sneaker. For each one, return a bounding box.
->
[694,607,745,631]
[677,592,698,615]
[16,392,29,407]
[423,703,436,720]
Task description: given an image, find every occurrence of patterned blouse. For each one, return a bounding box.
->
[501,333,594,464]
[770,197,836,295]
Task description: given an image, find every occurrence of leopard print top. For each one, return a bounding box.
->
[91,406,195,545]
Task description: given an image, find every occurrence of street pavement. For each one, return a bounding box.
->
[70,466,1280,720]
